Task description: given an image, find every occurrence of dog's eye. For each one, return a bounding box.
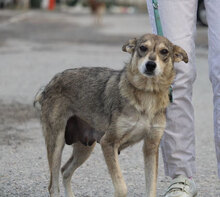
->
[160,49,169,55]
[140,46,148,52]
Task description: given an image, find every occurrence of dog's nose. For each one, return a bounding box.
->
[145,61,156,72]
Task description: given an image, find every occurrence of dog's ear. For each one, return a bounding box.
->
[122,38,137,54]
[173,45,189,63]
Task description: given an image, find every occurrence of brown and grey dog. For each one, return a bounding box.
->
[34,34,188,197]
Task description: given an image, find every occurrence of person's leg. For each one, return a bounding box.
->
[146,0,198,178]
[205,0,220,179]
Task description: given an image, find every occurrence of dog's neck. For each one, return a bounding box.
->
[119,65,173,113]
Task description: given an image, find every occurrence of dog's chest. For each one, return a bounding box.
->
[116,107,154,145]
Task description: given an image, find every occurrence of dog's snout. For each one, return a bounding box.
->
[145,61,156,72]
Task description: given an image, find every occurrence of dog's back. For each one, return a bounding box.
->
[35,67,125,134]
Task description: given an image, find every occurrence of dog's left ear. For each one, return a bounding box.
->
[173,45,189,63]
[122,38,137,54]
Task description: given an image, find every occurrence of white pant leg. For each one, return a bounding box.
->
[146,0,198,178]
[205,0,220,179]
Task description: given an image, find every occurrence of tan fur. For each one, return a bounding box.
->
[34,34,188,197]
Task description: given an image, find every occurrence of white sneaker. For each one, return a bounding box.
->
[164,175,198,197]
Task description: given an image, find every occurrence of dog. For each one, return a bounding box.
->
[88,0,106,25]
[34,33,188,197]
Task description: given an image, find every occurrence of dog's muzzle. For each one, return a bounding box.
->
[145,61,156,75]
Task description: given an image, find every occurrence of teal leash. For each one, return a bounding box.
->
[152,0,173,103]
[152,0,163,36]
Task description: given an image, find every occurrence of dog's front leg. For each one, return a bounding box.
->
[101,135,127,197]
[143,113,165,197]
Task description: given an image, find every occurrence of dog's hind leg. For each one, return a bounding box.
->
[45,129,65,197]
[61,142,96,197]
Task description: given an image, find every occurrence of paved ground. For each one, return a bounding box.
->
[0,9,219,197]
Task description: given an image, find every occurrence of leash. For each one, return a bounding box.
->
[152,0,163,36]
[152,0,173,103]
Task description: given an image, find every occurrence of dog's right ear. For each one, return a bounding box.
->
[122,38,137,54]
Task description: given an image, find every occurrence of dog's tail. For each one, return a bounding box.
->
[33,87,45,110]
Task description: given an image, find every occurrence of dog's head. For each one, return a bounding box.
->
[122,34,188,91]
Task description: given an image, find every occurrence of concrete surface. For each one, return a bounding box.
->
[0,9,219,197]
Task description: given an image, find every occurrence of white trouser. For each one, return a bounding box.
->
[146,0,220,179]
[205,0,220,179]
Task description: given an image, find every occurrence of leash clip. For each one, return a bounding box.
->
[153,2,158,9]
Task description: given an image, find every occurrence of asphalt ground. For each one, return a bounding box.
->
[0,9,219,197]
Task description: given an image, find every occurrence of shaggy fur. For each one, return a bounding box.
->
[34,34,188,197]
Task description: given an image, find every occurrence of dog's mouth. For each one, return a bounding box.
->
[144,70,155,77]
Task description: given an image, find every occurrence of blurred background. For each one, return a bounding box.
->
[0,0,208,26]
[1,1,220,197]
